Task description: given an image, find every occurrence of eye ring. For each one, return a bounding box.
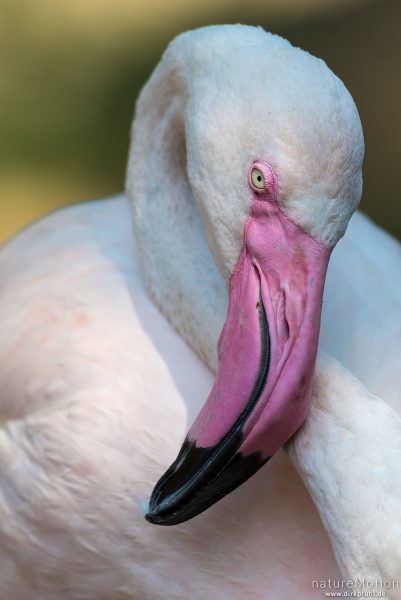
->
[250,167,265,190]
[248,161,278,200]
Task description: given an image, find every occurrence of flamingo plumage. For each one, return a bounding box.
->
[0,24,400,599]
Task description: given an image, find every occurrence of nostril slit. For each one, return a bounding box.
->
[278,290,290,339]
[282,314,290,339]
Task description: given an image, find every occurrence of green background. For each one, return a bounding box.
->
[1,0,400,243]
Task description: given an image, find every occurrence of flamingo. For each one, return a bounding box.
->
[0,24,400,599]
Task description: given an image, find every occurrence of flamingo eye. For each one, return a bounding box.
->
[250,167,265,190]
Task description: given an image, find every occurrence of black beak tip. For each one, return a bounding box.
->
[144,497,170,526]
[144,449,271,527]
[145,506,188,526]
[145,510,165,525]
[144,489,188,526]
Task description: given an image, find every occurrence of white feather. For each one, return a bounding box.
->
[0,24,397,599]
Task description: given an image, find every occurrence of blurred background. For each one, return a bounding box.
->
[0,0,400,244]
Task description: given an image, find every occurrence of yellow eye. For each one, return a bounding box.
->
[251,168,265,190]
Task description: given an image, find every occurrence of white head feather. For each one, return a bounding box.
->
[126,24,364,366]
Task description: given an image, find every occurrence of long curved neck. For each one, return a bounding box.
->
[287,353,401,588]
[126,36,399,589]
[126,50,227,371]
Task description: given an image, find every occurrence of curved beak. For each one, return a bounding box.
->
[146,195,331,525]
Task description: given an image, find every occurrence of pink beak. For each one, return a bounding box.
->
[147,163,331,525]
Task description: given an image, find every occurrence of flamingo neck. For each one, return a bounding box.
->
[124,27,387,584]
[287,353,401,585]
[126,58,227,372]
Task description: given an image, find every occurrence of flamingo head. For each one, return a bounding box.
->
[128,25,364,525]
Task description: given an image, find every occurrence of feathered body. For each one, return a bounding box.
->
[0,24,399,600]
